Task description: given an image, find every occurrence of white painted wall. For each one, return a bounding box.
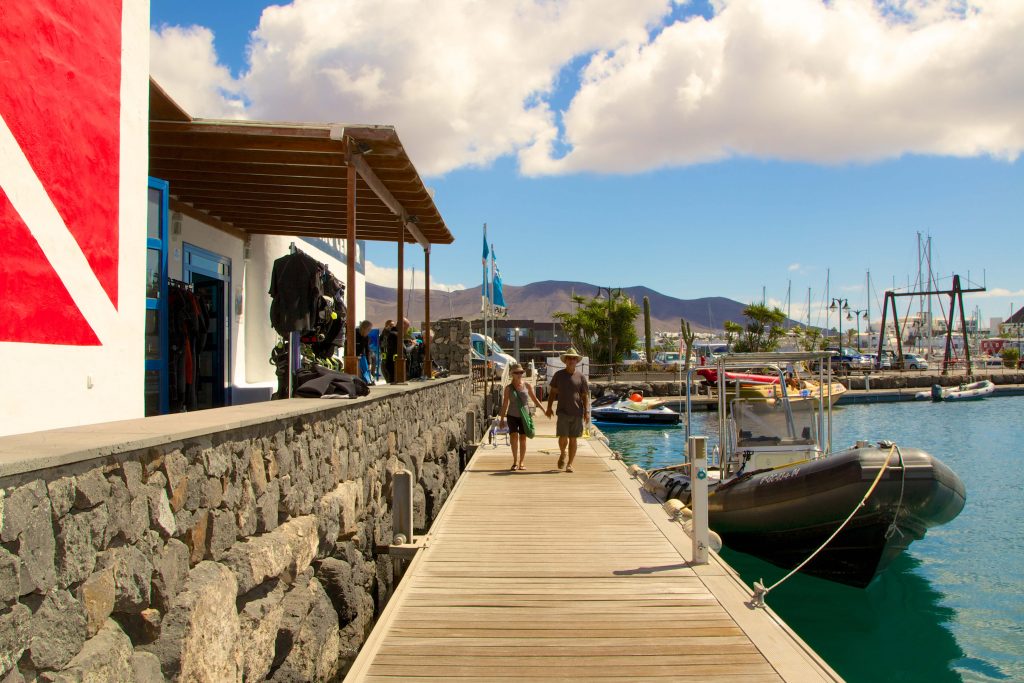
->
[0,0,149,437]
[170,217,366,403]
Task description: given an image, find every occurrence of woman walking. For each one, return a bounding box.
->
[498,363,544,470]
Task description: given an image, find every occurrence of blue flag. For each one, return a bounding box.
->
[491,244,506,309]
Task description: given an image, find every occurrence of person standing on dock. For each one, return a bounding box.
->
[545,348,590,472]
[499,363,545,470]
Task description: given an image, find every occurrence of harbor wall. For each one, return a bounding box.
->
[0,377,486,681]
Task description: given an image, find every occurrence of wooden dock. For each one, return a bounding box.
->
[345,412,841,681]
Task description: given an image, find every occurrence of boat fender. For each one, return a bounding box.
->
[682,520,722,552]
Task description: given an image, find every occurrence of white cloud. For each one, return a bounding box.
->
[150,25,246,118]
[524,0,1024,174]
[787,263,801,272]
[364,259,466,292]
[150,0,1024,176]
[972,287,1024,299]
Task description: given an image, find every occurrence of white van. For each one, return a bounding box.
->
[471,333,517,371]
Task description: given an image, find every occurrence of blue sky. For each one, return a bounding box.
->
[150,0,1024,330]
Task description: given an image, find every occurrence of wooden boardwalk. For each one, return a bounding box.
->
[346,412,841,682]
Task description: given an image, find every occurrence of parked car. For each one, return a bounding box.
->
[621,350,646,367]
[653,351,694,370]
[861,352,892,371]
[815,347,872,374]
[903,353,929,370]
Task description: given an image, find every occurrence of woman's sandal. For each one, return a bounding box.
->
[510,464,518,470]
[565,465,574,473]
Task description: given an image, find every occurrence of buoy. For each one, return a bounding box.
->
[629,392,642,402]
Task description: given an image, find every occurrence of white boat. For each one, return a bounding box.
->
[916,380,996,401]
[591,392,681,426]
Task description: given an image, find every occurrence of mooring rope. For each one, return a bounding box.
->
[751,443,901,608]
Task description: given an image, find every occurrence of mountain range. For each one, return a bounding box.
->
[365,280,757,334]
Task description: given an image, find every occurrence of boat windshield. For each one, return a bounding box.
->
[733,399,818,447]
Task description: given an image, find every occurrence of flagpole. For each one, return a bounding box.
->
[482,223,489,419]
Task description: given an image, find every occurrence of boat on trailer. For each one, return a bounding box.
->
[646,352,966,588]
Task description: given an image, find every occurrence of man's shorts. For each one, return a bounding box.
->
[556,414,584,438]
[506,414,526,435]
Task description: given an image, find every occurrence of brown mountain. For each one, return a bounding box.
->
[365,280,756,334]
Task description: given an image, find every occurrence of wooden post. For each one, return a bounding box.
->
[424,246,431,378]
[344,141,358,375]
[396,223,406,383]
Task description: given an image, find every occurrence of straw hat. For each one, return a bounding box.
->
[560,347,582,362]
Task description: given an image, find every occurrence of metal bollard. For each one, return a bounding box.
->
[688,436,710,565]
[392,470,414,546]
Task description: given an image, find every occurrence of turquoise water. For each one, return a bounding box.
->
[601,396,1024,683]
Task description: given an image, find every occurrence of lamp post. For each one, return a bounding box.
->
[830,298,850,349]
[513,327,520,361]
[849,308,868,351]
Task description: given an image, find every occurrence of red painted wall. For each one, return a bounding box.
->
[0,1,123,345]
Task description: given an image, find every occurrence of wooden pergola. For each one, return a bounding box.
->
[149,79,453,382]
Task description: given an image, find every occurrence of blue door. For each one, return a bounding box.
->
[183,244,231,409]
[145,178,169,416]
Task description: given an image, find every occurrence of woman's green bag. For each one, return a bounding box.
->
[514,390,536,438]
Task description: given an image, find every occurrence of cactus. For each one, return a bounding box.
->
[681,318,696,371]
[643,296,652,368]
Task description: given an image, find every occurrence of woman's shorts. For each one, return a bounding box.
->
[506,414,526,435]
[556,414,584,438]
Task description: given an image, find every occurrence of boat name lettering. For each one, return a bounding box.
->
[759,467,801,486]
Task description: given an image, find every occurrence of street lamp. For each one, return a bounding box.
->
[830,298,850,348]
[513,327,520,361]
[849,308,869,351]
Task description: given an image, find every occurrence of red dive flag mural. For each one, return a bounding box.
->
[0,1,123,345]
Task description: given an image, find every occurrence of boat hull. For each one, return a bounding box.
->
[649,446,966,587]
[592,409,681,425]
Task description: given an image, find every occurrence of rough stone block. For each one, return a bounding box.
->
[0,547,21,602]
[222,516,316,595]
[25,589,87,670]
[0,603,30,677]
[202,447,231,479]
[144,561,240,681]
[1,480,46,543]
[129,651,165,683]
[206,509,237,561]
[15,498,56,596]
[184,510,209,564]
[72,468,110,510]
[96,545,152,613]
[151,539,189,613]
[163,450,189,513]
[53,618,133,682]
[77,567,115,638]
[121,461,144,496]
[184,465,204,512]
[199,477,223,510]
[148,488,177,538]
[106,478,145,545]
[269,576,339,682]
[54,507,106,588]
[256,481,280,534]
[237,483,258,538]
[247,447,268,495]
[237,580,286,682]
[46,478,75,520]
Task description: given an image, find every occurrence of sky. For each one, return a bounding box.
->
[149,0,1024,331]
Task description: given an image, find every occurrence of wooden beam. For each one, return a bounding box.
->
[345,144,359,376]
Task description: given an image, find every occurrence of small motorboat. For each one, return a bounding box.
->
[648,352,966,588]
[916,380,996,401]
[591,392,681,426]
[695,368,847,405]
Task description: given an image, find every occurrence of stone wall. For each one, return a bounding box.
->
[429,318,471,376]
[0,377,485,682]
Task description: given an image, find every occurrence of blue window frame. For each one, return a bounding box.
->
[183,243,232,409]
[145,178,170,415]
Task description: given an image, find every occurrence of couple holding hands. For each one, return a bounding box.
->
[498,348,590,473]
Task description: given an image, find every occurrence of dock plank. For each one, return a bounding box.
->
[344,411,841,682]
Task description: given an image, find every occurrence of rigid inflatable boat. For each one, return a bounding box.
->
[591,392,681,426]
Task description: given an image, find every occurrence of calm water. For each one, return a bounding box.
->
[601,397,1024,683]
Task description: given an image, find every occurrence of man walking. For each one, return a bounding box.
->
[545,348,590,472]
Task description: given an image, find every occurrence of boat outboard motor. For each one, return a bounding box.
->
[931,384,944,402]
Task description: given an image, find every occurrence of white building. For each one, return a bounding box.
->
[0,2,452,437]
